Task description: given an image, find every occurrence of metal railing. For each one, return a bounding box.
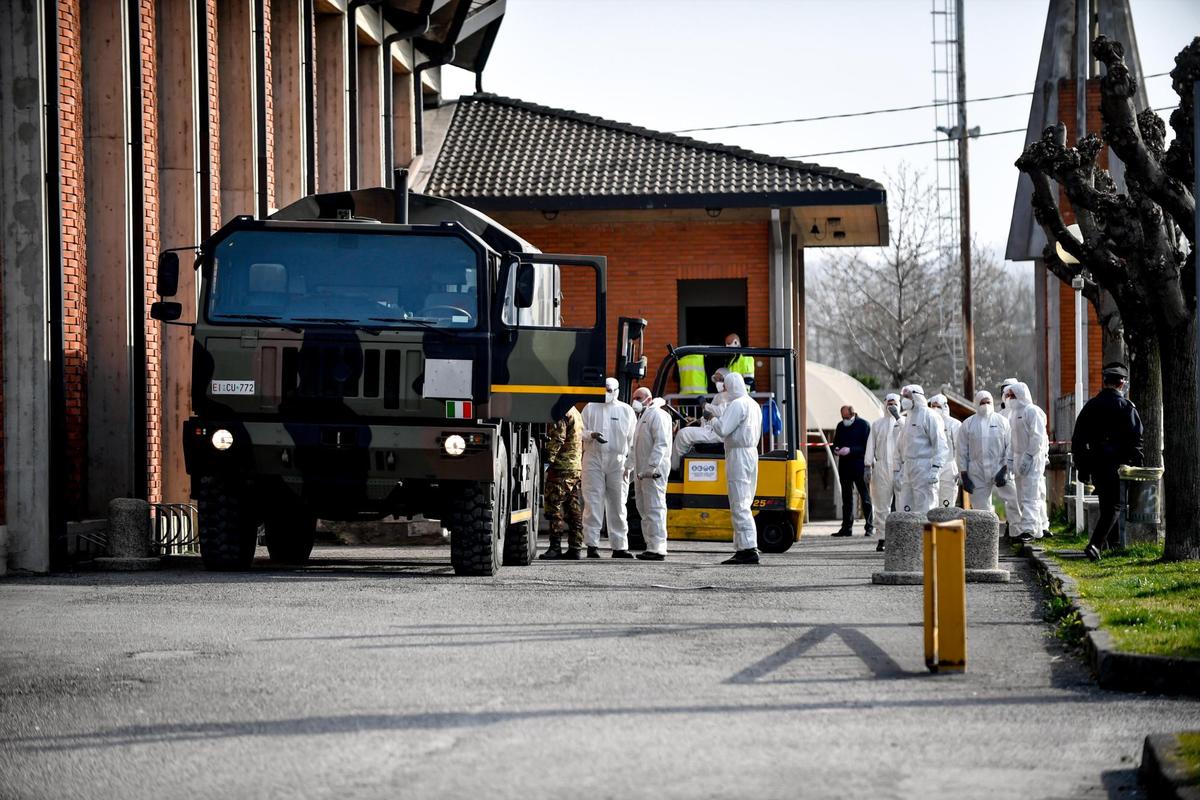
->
[664,391,785,453]
[152,503,199,555]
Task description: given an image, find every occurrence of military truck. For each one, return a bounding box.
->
[151,178,607,575]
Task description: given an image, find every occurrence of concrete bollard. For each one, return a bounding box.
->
[871,511,925,585]
[95,498,161,570]
[961,509,1010,583]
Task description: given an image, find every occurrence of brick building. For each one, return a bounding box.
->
[0,0,506,574]
[1006,0,1148,438]
[415,93,889,432]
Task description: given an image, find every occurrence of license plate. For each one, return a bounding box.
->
[211,380,255,396]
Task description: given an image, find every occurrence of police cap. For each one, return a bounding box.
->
[1101,362,1129,379]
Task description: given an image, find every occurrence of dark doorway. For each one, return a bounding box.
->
[678,279,747,380]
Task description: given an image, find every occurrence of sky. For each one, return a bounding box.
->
[441,0,1199,274]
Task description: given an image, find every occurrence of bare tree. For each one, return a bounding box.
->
[808,166,948,389]
[1016,35,1197,561]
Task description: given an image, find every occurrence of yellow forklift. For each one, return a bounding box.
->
[618,322,806,552]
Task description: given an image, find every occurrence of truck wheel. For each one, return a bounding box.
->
[450,441,509,576]
[756,513,795,554]
[264,511,317,565]
[196,474,259,570]
[503,441,540,566]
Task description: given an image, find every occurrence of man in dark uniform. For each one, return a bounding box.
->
[832,404,874,537]
[1071,362,1144,561]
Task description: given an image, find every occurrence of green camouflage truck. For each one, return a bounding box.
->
[151,182,607,575]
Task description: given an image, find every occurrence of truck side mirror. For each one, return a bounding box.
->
[157,252,180,296]
[150,301,182,322]
[514,263,536,308]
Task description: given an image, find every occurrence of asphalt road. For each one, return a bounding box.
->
[2,521,1197,800]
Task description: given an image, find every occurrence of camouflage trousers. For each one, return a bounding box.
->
[544,467,583,547]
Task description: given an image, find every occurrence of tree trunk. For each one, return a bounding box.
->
[1126,331,1163,468]
[1159,316,1200,561]
[1097,290,1126,366]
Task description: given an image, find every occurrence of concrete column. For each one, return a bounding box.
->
[270,0,304,206]
[357,40,382,188]
[390,48,414,169]
[795,244,807,437]
[315,11,347,192]
[157,0,198,505]
[0,0,51,574]
[218,0,255,219]
[83,0,135,512]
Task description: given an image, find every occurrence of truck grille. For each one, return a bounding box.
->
[268,344,422,409]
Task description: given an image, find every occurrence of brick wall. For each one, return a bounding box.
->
[502,218,772,392]
[141,0,163,504]
[59,0,88,517]
[1055,79,1106,399]
[263,0,275,210]
[207,0,222,231]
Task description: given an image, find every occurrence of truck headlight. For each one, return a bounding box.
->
[211,429,234,451]
[443,434,466,456]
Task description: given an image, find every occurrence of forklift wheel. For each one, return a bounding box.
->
[756,513,795,554]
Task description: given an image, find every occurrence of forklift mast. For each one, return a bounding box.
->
[615,317,648,403]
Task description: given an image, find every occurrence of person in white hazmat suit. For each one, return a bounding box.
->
[671,367,731,471]
[893,384,950,516]
[865,393,902,552]
[631,386,672,560]
[704,371,763,564]
[1007,381,1049,543]
[581,378,638,559]
[929,394,962,508]
[956,390,1012,512]
[994,378,1023,534]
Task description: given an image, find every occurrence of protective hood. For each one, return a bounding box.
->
[975,390,994,416]
[929,394,951,421]
[885,392,900,404]
[724,371,748,399]
[604,377,619,404]
[649,397,667,410]
[1012,382,1032,404]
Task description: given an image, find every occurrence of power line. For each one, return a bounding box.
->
[674,71,1172,134]
[790,127,1025,159]
[788,104,1179,160]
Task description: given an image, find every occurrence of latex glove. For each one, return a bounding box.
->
[638,471,661,480]
[590,431,602,441]
[836,447,851,457]
[928,466,941,486]
[1019,453,1034,477]
[994,465,1008,487]
[960,471,976,494]
[701,405,715,421]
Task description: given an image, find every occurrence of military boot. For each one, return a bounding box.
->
[538,538,563,560]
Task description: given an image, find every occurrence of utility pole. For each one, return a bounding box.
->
[955,0,975,399]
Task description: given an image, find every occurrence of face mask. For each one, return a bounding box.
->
[715,382,725,393]
[604,390,617,404]
[632,400,644,413]
[888,405,900,420]
[901,398,913,412]
[841,417,854,426]
[979,403,993,416]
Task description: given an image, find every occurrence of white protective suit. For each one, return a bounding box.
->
[1008,382,1049,536]
[672,370,732,471]
[956,390,1012,512]
[994,379,1023,526]
[929,394,962,508]
[708,372,761,551]
[864,394,902,533]
[894,385,951,515]
[633,397,672,555]
[581,380,638,551]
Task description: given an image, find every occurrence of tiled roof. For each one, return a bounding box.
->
[426,94,886,211]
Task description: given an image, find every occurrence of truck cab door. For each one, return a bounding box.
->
[491,253,607,422]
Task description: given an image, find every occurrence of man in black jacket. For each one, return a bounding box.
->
[832,405,873,537]
[1071,362,1144,561]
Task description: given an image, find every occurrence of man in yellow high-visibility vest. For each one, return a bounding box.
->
[725,332,755,390]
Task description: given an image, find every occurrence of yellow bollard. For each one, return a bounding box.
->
[923,520,967,673]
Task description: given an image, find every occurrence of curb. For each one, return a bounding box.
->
[1026,546,1200,697]
[1140,733,1200,800]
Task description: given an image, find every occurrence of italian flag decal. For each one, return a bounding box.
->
[445,400,473,419]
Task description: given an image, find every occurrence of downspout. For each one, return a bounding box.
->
[414,0,472,157]
[43,0,67,561]
[252,0,268,217]
[382,1,433,185]
[124,0,147,500]
[300,0,316,196]
[195,0,212,236]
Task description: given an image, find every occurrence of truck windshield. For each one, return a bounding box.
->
[207,229,481,329]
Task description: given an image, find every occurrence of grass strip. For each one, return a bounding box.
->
[1038,520,1200,660]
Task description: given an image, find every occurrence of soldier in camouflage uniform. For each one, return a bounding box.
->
[539,405,584,560]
